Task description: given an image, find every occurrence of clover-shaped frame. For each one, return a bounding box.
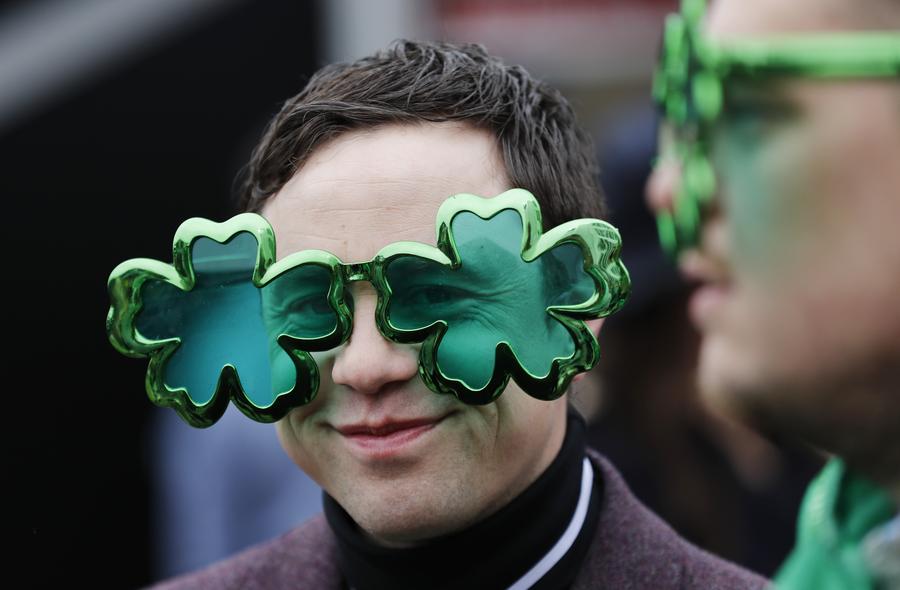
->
[108,189,630,425]
[373,188,630,405]
[652,0,900,255]
[107,214,350,427]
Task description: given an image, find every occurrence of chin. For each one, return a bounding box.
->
[336,469,477,544]
[349,491,465,546]
[696,335,769,424]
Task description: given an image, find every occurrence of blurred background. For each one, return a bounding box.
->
[8,0,818,587]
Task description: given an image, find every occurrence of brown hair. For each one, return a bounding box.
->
[238,40,605,227]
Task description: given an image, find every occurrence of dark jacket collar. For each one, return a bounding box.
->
[154,450,769,589]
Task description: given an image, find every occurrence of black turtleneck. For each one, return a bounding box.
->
[323,409,602,590]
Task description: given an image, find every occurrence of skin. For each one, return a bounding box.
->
[262,122,599,545]
[647,0,900,495]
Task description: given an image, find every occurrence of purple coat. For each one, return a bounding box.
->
[151,451,769,589]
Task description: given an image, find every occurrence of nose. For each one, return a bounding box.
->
[645,119,681,215]
[645,157,680,216]
[331,282,419,395]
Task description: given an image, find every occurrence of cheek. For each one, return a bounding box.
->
[274,397,330,480]
[722,88,900,285]
[716,124,820,277]
[492,390,565,461]
[274,419,305,470]
[310,349,336,382]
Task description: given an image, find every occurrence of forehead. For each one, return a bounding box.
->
[707,0,880,37]
[260,122,509,262]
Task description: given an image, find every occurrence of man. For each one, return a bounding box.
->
[152,41,764,589]
[646,0,900,587]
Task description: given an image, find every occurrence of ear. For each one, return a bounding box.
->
[573,318,605,383]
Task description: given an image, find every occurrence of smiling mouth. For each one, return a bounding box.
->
[336,416,449,458]
[338,418,441,437]
[688,281,731,328]
[679,251,733,328]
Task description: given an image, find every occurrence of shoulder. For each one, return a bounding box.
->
[146,515,341,590]
[574,450,770,590]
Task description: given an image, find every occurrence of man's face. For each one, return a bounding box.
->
[647,0,900,462]
[262,122,569,545]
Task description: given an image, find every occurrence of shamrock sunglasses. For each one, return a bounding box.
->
[652,0,900,255]
[107,189,630,427]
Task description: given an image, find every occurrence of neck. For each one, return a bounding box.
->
[760,373,900,497]
[842,448,900,501]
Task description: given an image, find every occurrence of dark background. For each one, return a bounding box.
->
[7,2,319,586]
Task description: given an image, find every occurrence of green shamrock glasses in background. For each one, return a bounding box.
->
[107,189,630,427]
[652,0,900,255]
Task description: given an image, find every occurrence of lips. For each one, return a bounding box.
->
[337,418,442,437]
[679,250,732,328]
[335,415,449,459]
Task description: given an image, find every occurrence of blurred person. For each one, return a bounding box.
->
[582,106,820,577]
[147,41,767,589]
[647,0,900,588]
[150,406,321,577]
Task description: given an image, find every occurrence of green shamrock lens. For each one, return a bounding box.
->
[261,263,340,395]
[134,232,340,418]
[262,265,339,340]
[108,213,339,427]
[136,233,276,408]
[385,210,594,392]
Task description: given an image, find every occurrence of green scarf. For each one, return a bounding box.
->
[775,459,897,589]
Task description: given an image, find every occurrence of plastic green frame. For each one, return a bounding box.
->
[107,188,630,426]
[107,214,348,427]
[652,0,900,254]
